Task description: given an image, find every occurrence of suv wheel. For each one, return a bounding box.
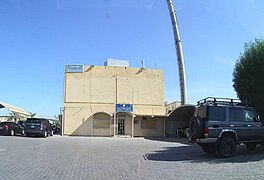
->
[50,130,54,136]
[189,115,204,141]
[246,143,257,151]
[217,136,236,158]
[10,129,15,136]
[43,130,47,138]
[202,144,216,154]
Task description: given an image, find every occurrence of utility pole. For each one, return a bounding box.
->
[166,0,187,105]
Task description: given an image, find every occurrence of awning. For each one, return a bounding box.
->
[0,102,31,117]
[167,104,195,128]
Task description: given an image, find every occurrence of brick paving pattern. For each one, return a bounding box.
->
[0,136,264,180]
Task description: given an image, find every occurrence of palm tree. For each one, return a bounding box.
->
[29,112,36,118]
[8,112,18,122]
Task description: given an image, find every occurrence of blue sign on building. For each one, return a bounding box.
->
[115,104,133,113]
[65,65,84,73]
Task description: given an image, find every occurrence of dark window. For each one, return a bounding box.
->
[207,106,226,121]
[26,118,42,124]
[0,122,12,126]
[229,107,244,121]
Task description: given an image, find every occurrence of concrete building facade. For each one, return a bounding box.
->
[62,63,166,137]
[165,101,181,114]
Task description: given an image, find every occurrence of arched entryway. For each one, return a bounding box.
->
[113,112,134,137]
[92,112,112,136]
[166,105,195,137]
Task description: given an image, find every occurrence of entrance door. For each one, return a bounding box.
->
[118,118,125,135]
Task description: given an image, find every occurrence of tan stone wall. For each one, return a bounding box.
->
[63,65,165,136]
[63,107,92,136]
[165,101,181,114]
[134,117,165,137]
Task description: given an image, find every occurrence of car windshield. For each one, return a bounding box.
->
[0,122,12,126]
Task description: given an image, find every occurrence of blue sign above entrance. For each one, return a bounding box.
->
[115,104,133,113]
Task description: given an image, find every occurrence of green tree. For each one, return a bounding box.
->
[233,38,264,118]
[8,112,18,121]
[29,112,36,118]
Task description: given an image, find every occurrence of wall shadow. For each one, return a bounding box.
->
[144,144,264,164]
[69,113,111,136]
[69,116,93,136]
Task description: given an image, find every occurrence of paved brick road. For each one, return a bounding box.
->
[1,135,264,180]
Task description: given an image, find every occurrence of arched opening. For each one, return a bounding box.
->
[92,112,112,136]
[115,112,133,136]
[166,105,195,137]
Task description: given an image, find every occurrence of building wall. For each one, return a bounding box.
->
[134,116,165,137]
[63,106,92,135]
[63,65,165,136]
[165,101,181,114]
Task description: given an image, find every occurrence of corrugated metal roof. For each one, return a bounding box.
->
[0,102,31,117]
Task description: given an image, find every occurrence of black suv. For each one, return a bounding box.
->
[24,118,53,138]
[189,97,264,158]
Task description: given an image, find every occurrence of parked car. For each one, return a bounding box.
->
[0,122,25,136]
[24,118,53,138]
[17,120,26,128]
[189,97,264,158]
[53,126,60,134]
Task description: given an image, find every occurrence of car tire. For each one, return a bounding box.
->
[217,136,236,158]
[43,130,47,138]
[10,129,15,136]
[189,115,203,141]
[202,144,216,154]
[246,143,257,151]
[50,130,53,136]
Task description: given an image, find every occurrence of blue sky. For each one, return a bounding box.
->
[0,0,264,117]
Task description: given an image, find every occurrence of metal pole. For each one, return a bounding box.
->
[91,115,93,136]
[166,0,187,105]
[109,116,111,137]
[132,114,134,137]
[113,112,116,137]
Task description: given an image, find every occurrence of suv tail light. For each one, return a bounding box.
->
[40,123,44,130]
[204,127,209,137]
[3,125,9,129]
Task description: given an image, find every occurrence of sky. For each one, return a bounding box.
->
[0,0,264,117]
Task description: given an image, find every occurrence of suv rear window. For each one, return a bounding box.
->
[0,122,12,126]
[26,118,42,124]
[207,106,226,121]
[195,107,206,118]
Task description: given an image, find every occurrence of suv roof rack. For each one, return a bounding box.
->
[197,97,246,107]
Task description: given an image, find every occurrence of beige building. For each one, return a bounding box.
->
[62,62,166,137]
[165,101,181,115]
